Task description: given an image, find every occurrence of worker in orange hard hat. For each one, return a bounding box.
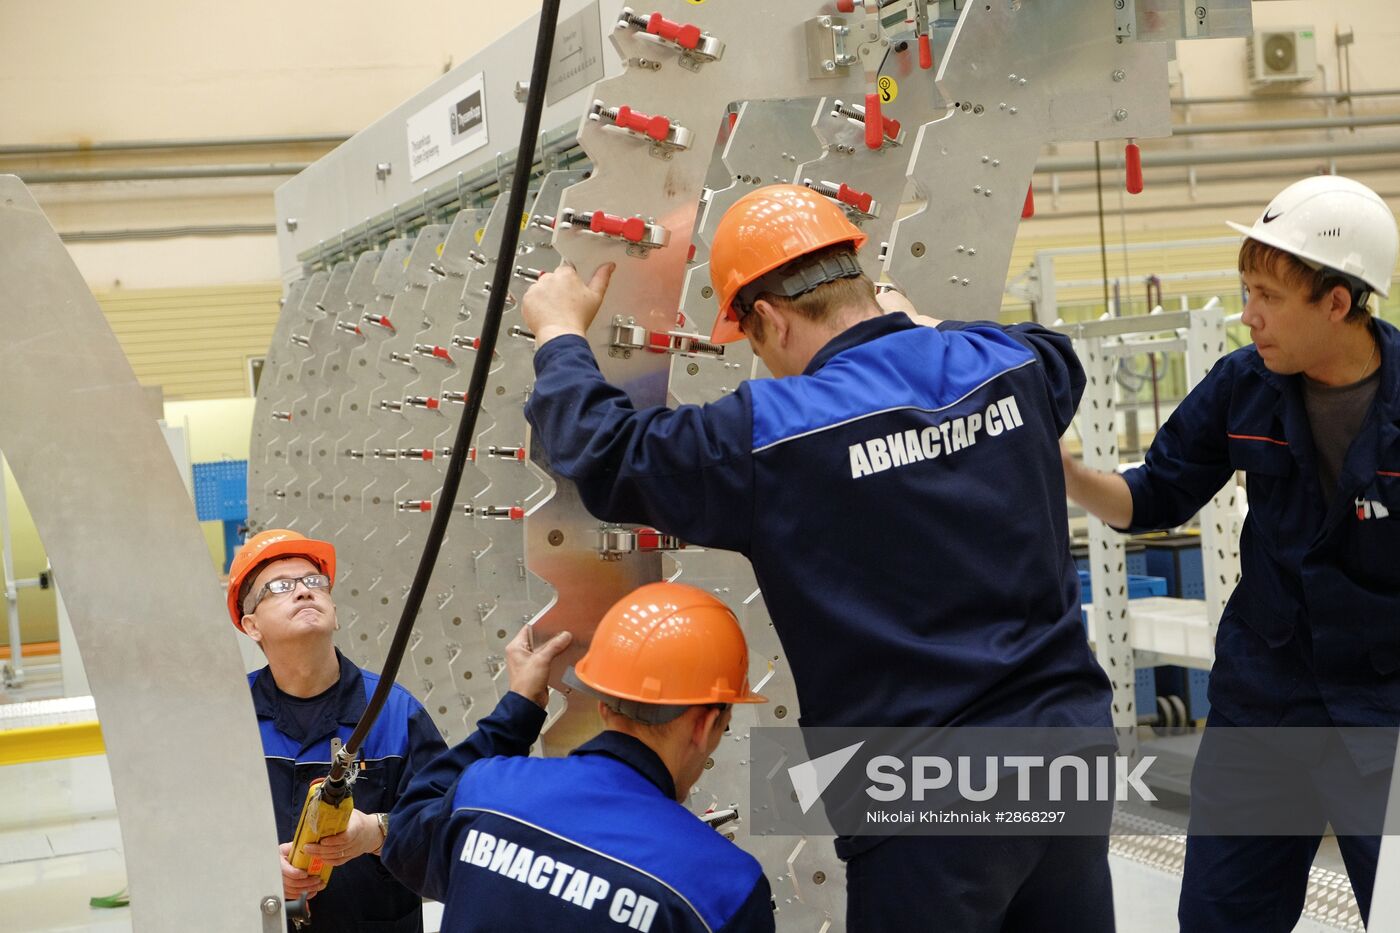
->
[706,182,870,345]
[382,582,776,932]
[519,181,1115,933]
[229,529,445,932]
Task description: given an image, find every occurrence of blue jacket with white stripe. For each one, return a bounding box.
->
[382,692,774,932]
[251,650,446,931]
[524,313,1112,734]
[1121,318,1400,766]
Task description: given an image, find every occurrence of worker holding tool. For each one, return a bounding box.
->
[1062,175,1400,931]
[382,582,775,932]
[229,529,447,931]
[518,184,1114,931]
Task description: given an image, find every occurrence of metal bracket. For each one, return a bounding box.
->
[589,100,694,158]
[803,178,882,220]
[558,208,669,255]
[805,15,859,78]
[598,526,685,560]
[616,8,725,69]
[609,319,724,359]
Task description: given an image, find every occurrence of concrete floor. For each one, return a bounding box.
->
[0,663,1364,932]
[0,752,1364,933]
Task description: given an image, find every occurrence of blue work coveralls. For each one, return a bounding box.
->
[382,691,775,932]
[524,313,1116,932]
[251,650,446,932]
[1120,319,1400,930]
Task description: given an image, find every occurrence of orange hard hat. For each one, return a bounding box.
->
[707,183,868,344]
[570,582,766,716]
[227,529,336,629]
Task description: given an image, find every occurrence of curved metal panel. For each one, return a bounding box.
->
[0,176,284,932]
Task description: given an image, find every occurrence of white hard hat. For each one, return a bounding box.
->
[1227,175,1398,298]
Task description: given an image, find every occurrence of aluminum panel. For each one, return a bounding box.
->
[0,176,283,932]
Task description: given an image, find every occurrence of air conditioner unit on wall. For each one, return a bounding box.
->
[1248,27,1318,85]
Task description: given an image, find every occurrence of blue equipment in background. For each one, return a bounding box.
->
[192,459,248,572]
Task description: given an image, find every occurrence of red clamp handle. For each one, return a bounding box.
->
[420,450,434,461]
[508,507,525,521]
[1022,183,1036,219]
[918,34,933,70]
[1125,142,1144,195]
[431,345,453,362]
[589,211,647,244]
[646,12,701,50]
[615,105,671,142]
[836,183,874,214]
[366,314,394,332]
[426,397,440,410]
[637,529,679,549]
[416,501,432,512]
[864,92,884,150]
[836,0,855,12]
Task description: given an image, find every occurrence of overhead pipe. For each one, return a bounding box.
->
[1043,164,1400,197]
[1169,114,1400,135]
[59,224,276,242]
[18,164,308,184]
[1035,138,1400,174]
[0,134,349,157]
[1027,194,1400,223]
[13,117,1396,193]
[1171,88,1400,106]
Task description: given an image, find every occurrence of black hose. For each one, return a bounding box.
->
[325,0,564,788]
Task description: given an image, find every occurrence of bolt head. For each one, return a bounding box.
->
[822,59,836,72]
[1114,108,1129,122]
[261,897,281,916]
[1113,69,1126,82]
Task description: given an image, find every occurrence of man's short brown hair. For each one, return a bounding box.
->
[1239,238,1371,324]
[740,244,876,342]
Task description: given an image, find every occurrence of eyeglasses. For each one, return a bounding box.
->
[246,573,331,614]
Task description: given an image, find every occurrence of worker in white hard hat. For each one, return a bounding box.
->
[1063,175,1400,930]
